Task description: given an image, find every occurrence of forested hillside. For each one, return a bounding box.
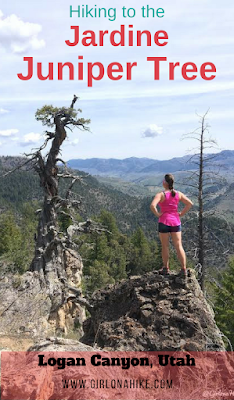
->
[0,159,233,273]
[0,156,234,348]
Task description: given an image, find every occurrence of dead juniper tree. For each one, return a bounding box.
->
[29,96,88,286]
[181,110,232,292]
[5,96,105,314]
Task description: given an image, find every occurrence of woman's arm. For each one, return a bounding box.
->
[150,192,164,218]
[178,192,193,217]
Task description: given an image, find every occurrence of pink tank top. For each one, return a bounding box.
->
[158,191,181,226]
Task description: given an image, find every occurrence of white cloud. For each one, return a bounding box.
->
[66,138,79,146]
[20,132,42,146]
[0,10,45,54]
[142,125,163,138]
[0,128,18,137]
[0,108,9,114]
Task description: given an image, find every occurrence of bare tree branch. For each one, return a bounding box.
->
[180,109,230,292]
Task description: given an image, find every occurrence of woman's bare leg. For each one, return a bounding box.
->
[171,232,186,269]
[159,233,170,268]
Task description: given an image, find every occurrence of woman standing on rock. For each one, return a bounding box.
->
[150,173,193,277]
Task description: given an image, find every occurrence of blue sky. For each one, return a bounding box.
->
[0,0,233,160]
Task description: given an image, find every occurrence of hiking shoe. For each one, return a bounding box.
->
[158,267,170,275]
[178,268,187,278]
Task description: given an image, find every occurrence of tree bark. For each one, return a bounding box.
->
[198,117,205,291]
[30,97,81,311]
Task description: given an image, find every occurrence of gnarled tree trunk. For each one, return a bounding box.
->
[28,96,89,333]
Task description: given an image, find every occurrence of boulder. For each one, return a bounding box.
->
[80,269,225,351]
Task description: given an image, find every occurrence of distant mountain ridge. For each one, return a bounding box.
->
[67,150,234,177]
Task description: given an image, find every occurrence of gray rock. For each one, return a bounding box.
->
[0,272,51,338]
[28,336,96,351]
[80,269,225,351]
[0,269,85,339]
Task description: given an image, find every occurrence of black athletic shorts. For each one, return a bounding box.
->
[158,222,181,233]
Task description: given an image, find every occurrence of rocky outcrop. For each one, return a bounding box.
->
[80,269,225,351]
[0,266,225,352]
[0,272,51,338]
[0,250,85,339]
[1,268,229,400]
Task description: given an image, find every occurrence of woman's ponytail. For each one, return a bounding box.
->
[169,183,176,197]
[165,174,176,197]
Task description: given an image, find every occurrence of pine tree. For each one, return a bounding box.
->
[81,211,128,292]
[97,209,119,239]
[214,257,234,348]
[128,227,153,275]
[86,260,114,292]
[0,212,21,256]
